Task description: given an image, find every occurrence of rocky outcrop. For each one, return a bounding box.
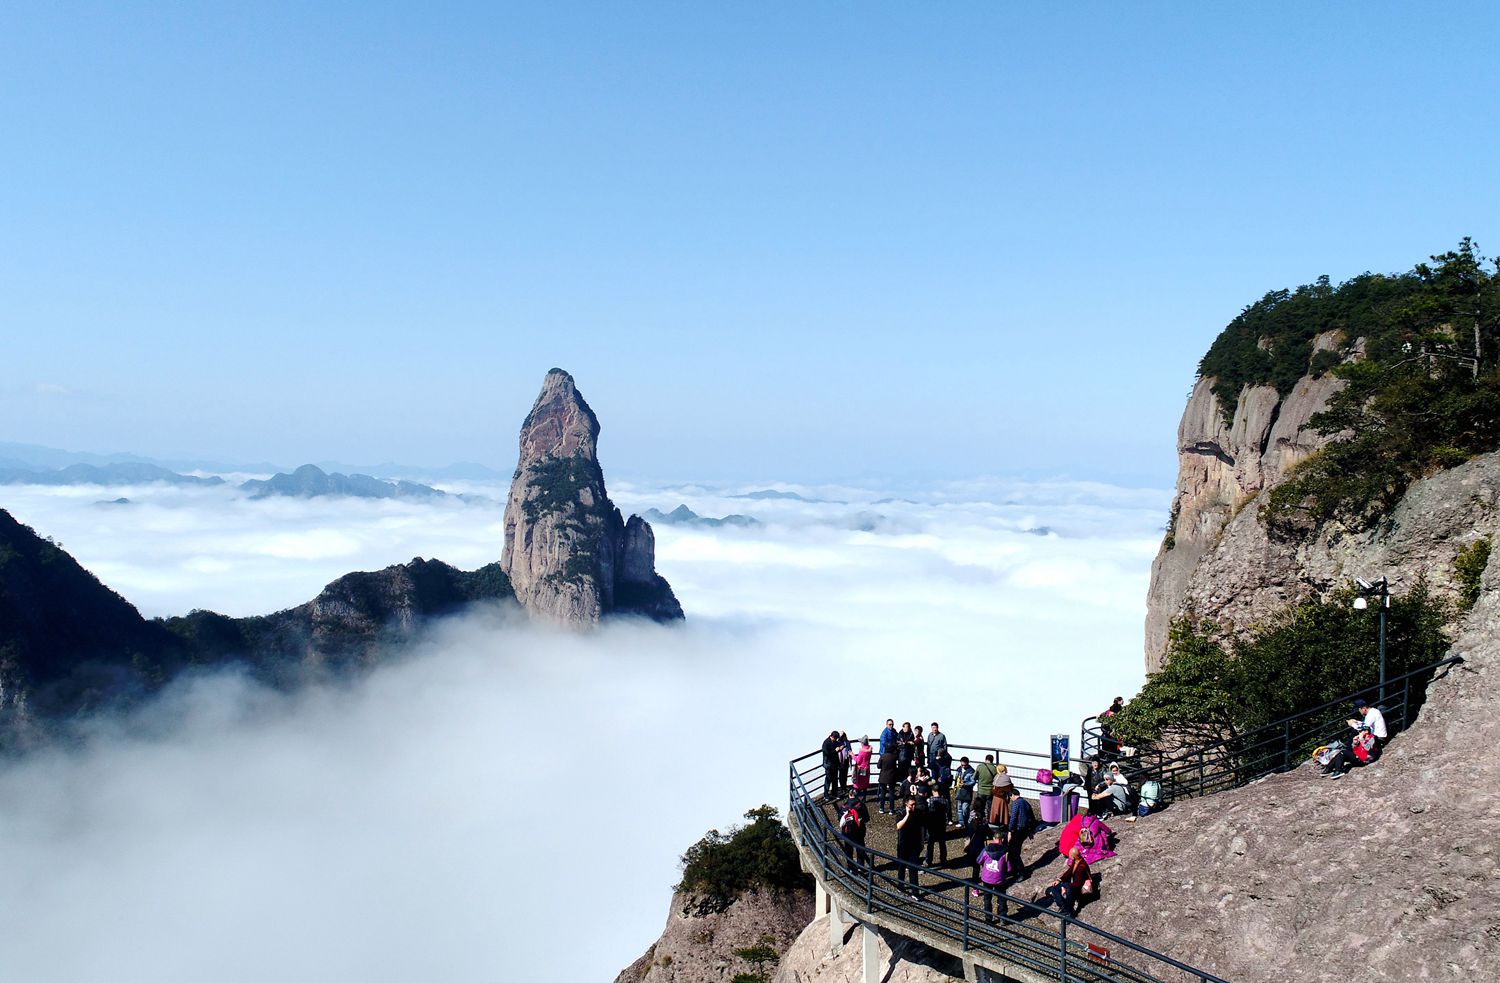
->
[240,464,446,500]
[1146,331,1351,667]
[162,557,513,673]
[1086,573,1500,981]
[500,369,683,625]
[614,888,811,983]
[0,507,515,741]
[772,917,961,983]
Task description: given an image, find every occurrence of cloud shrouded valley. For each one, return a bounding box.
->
[0,476,1166,982]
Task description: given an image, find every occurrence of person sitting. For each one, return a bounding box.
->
[1347,699,1388,758]
[1089,764,1131,817]
[1034,845,1091,918]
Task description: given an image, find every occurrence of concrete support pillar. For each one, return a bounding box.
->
[815,879,829,915]
[828,897,844,954]
[862,923,880,983]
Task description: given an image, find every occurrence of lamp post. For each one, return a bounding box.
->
[1353,577,1390,704]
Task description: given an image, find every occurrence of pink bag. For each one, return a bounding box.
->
[1036,768,1055,787]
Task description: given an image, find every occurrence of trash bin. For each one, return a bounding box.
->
[1038,790,1063,824]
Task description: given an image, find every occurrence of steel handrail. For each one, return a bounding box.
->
[790,753,1229,983]
[1081,654,1462,802]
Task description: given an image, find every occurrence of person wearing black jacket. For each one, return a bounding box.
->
[895,796,925,897]
[822,730,842,798]
[924,788,950,865]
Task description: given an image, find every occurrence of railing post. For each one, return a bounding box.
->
[866,863,874,913]
[1402,675,1412,730]
[962,883,970,951]
[1282,720,1291,772]
[1059,916,1069,982]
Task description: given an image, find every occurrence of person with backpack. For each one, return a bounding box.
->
[1002,786,1035,884]
[877,744,899,814]
[895,796,926,898]
[924,786,950,865]
[976,829,1008,923]
[839,795,871,867]
[953,756,977,828]
[1127,779,1162,822]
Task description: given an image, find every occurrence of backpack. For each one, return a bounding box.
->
[1035,768,1055,787]
[1140,780,1162,807]
[1352,730,1377,763]
[840,808,863,836]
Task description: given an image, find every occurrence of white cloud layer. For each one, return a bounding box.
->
[0,476,1167,982]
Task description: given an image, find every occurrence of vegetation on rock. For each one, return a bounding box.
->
[1113,583,1451,748]
[677,806,810,915]
[1455,536,1493,611]
[1201,240,1500,531]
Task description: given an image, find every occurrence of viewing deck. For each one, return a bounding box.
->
[787,744,1227,983]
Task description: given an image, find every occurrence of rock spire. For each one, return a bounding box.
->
[500,369,683,626]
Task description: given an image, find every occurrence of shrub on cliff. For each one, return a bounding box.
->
[1217,240,1500,531]
[677,806,810,914]
[1113,584,1451,748]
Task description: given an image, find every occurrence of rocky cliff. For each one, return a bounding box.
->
[1146,329,1500,671]
[0,507,513,742]
[500,369,683,625]
[1086,575,1500,981]
[615,888,812,983]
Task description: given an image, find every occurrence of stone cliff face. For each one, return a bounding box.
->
[1088,575,1500,981]
[500,369,683,625]
[1146,331,1352,667]
[614,888,811,983]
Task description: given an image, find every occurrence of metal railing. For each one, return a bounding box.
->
[790,749,1229,983]
[1079,655,1464,804]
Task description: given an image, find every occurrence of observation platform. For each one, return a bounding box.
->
[787,743,1226,983]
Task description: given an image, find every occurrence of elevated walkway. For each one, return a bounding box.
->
[788,749,1227,983]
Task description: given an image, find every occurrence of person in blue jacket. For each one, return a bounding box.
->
[879,718,897,755]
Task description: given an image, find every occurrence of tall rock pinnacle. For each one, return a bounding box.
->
[500,369,684,626]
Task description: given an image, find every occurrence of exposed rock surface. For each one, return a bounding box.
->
[500,369,683,625]
[1147,331,1356,667]
[614,888,811,983]
[772,916,961,983]
[1087,578,1500,981]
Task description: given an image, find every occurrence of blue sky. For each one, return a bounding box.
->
[3,3,1497,485]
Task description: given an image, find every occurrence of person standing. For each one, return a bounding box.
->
[1002,786,1035,885]
[924,785,950,865]
[913,724,928,777]
[839,795,871,867]
[976,829,1008,923]
[821,730,842,799]
[928,722,948,771]
[896,722,916,780]
[879,718,897,756]
[877,743,899,814]
[837,731,853,795]
[973,755,998,820]
[895,796,925,898]
[954,756,977,827]
[851,738,873,801]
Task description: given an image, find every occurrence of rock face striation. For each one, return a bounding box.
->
[614,888,812,983]
[500,369,683,625]
[1146,331,1355,668]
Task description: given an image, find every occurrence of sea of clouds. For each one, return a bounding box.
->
[0,475,1168,982]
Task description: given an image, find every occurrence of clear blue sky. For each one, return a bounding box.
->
[3,3,1496,485]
